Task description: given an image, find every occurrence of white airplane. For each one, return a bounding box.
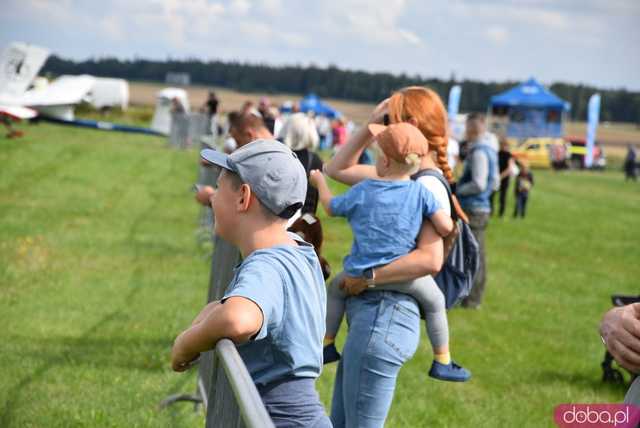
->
[0,42,124,121]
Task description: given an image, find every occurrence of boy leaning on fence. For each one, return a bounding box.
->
[171,139,332,428]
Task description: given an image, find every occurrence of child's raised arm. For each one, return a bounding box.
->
[430,209,454,238]
[309,169,335,216]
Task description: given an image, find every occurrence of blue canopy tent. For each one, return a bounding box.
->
[489,78,570,138]
[299,93,340,118]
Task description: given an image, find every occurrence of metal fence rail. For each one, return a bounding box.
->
[205,339,275,428]
[169,112,211,149]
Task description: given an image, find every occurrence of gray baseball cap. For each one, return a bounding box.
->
[201,139,307,218]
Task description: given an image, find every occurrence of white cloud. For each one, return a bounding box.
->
[260,0,284,17]
[229,0,250,16]
[485,26,508,44]
[452,2,569,30]
[398,29,422,46]
[320,0,423,46]
[18,0,75,24]
[236,21,310,48]
[279,32,311,48]
[100,15,125,42]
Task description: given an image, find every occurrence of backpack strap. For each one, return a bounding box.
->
[411,169,458,221]
[305,150,313,174]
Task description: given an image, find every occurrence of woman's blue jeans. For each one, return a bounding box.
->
[330,290,420,428]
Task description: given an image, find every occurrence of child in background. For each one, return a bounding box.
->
[514,161,534,218]
[310,122,471,382]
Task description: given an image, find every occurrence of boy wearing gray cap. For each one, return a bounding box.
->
[171,139,331,427]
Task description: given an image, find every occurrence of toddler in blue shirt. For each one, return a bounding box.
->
[311,122,470,382]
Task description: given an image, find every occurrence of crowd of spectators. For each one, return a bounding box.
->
[179,88,552,427]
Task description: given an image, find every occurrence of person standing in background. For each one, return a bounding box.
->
[332,118,347,149]
[204,91,219,136]
[278,112,324,214]
[497,137,515,217]
[625,145,638,181]
[513,161,534,219]
[316,114,332,150]
[457,113,499,309]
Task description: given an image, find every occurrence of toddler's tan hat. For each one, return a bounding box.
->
[368,122,428,162]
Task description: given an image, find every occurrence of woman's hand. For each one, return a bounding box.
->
[308,169,326,189]
[368,98,390,125]
[341,275,369,296]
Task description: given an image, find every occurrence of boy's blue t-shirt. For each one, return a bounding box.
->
[222,235,326,387]
[329,179,441,276]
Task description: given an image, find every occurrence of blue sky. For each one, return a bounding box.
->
[2,0,639,90]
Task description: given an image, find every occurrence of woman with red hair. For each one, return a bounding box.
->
[324,87,469,427]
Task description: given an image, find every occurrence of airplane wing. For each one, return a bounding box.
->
[21,75,96,107]
[0,105,37,120]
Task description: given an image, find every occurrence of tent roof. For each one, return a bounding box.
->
[490,78,570,110]
[299,93,340,118]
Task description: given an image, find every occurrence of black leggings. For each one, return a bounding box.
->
[498,177,510,217]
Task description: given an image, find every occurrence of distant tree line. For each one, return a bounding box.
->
[42,56,640,124]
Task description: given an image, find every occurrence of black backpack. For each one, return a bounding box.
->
[411,169,480,309]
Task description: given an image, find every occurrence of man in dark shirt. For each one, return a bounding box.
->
[497,137,515,217]
[625,145,638,181]
[205,91,219,117]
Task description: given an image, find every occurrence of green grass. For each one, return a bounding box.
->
[74,104,154,127]
[1,122,640,427]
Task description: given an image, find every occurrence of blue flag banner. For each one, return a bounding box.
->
[585,93,601,168]
[448,85,461,121]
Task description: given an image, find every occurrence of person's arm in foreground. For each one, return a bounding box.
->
[324,99,388,185]
[171,297,262,371]
[600,303,640,373]
[342,221,444,295]
[191,300,221,325]
[308,169,334,216]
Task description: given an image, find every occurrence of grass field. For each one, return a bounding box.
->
[1,122,640,427]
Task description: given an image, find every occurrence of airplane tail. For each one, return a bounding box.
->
[0,42,49,98]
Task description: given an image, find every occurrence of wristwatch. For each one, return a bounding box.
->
[363,268,376,288]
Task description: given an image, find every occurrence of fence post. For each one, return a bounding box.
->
[169,112,189,148]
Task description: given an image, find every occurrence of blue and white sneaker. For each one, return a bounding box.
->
[428,360,471,382]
